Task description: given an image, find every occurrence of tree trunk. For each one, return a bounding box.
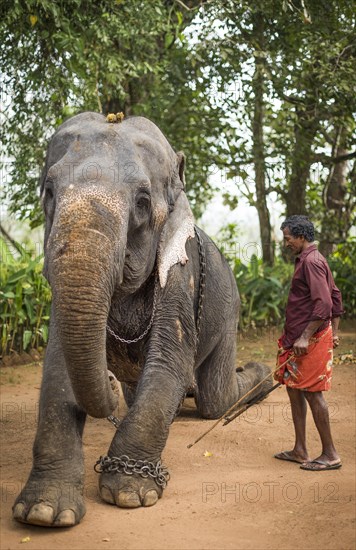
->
[319,126,351,257]
[286,108,319,217]
[252,12,274,266]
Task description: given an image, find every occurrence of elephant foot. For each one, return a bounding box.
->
[13,478,85,527]
[99,471,163,508]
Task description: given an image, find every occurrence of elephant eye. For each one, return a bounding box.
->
[42,183,55,217]
[46,187,54,200]
[135,192,151,212]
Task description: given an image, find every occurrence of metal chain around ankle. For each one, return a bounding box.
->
[94,455,170,489]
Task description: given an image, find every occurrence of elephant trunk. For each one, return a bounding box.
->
[49,221,125,418]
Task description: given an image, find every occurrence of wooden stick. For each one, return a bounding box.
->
[187,356,293,449]
[223,382,281,425]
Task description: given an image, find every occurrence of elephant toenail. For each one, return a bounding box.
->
[27,503,54,525]
[116,491,141,508]
[13,503,26,521]
[100,486,115,505]
[143,490,158,507]
[54,509,76,527]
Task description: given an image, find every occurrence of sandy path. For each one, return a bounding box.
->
[1,327,355,550]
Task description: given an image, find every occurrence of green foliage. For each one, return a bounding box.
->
[0,0,221,222]
[1,230,354,357]
[327,238,356,318]
[216,225,293,328]
[1,0,355,262]
[196,0,356,247]
[232,249,356,327]
[216,225,355,328]
[0,237,51,356]
[233,256,293,329]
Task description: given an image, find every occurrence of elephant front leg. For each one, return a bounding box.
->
[98,457,167,508]
[13,328,87,527]
[99,275,196,508]
[98,370,186,508]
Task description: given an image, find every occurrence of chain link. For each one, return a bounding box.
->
[194,226,206,343]
[94,454,170,489]
[106,273,159,344]
[107,414,121,429]
[107,231,205,345]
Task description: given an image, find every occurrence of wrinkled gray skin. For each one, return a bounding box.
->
[13,113,272,527]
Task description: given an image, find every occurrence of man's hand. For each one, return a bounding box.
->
[293,320,324,356]
[293,336,309,356]
[332,335,340,348]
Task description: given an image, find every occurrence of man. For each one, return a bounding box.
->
[274,215,343,471]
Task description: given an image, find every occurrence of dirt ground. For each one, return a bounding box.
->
[0,324,355,550]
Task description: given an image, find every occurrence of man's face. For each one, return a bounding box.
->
[282,227,305,256]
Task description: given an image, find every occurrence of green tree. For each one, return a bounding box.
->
[1,0,355,257]
[267,0,356,224]
[195,0,355,259]
[0,0,221,223]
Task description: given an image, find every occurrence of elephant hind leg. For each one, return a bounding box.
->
[236,361,273,404]
[195,336,272,419]
[195,334,238,419]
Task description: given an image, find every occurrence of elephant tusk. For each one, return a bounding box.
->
[106,370,121,429]
[107,370,120,397]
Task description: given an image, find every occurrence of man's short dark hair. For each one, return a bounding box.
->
[280,215,315,242]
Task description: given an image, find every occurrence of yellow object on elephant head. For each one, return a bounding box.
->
[106,112,125,123]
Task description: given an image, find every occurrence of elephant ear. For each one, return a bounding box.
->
[158,152,195,288]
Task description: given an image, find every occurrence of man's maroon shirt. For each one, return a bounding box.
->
[281,244,344,349]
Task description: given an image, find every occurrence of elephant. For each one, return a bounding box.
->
[13,112,272,527]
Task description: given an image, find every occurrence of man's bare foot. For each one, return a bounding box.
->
[274,450,310,464]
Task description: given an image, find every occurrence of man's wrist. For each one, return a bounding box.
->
[331,316,340,331]
[296,334,309,342]
[300,320,324,341]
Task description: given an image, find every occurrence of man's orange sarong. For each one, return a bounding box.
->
[274,324,333,391]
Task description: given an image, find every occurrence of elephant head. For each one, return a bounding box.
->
[41,112,195,418]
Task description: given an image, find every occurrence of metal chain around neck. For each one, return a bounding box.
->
[107,229,205,345]
[194,226,206,343]
[106,273,159,344]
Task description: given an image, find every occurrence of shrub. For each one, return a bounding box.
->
[1,230,353,357]
[233,255,293,329]
[216,225,293,329]
[0,237,51,356]
[327,237,356,318]
[216,225,356,328]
